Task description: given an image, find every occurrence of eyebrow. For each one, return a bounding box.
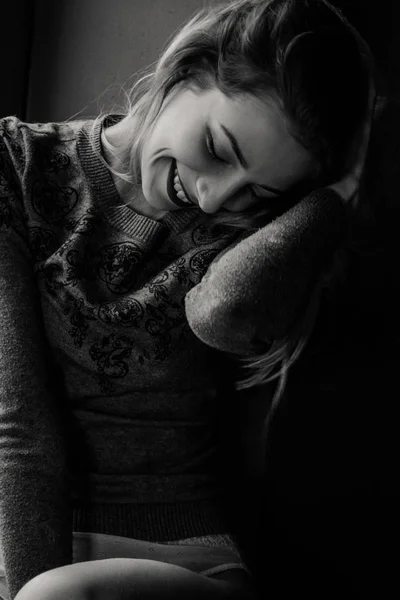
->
[218,123,284,196]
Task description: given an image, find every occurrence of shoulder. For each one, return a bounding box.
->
[0,115,96,151]
[0,115,85,140]
[0,116,96,175]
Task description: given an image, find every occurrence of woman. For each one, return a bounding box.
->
[0,0,376,598]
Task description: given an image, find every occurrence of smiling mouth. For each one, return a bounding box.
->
[167,159,195,208]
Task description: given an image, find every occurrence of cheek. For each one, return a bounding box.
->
[139,147,168,198]
[159,112,205,165]
[224,194,258,212]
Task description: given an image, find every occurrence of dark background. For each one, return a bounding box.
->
[1,0,399,120]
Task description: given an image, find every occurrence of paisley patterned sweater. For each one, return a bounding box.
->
[0,114,345,598]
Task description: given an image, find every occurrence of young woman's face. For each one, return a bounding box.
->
[140,84,316,214]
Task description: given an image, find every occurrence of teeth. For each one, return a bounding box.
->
[173,167,191,204]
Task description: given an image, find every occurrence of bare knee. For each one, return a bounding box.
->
[14,566,90,600]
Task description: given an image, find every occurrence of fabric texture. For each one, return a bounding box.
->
[0,114,345,598]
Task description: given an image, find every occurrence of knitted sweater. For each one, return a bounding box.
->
[0,114,345,598]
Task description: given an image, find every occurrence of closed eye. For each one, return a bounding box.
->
[206,128,226,164]
[206,127,282,200]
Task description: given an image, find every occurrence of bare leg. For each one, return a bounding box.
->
[14,557,258,600]
[72,531,255,590]
[72,531,247,573]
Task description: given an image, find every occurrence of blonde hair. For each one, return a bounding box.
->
[91,0,379,420]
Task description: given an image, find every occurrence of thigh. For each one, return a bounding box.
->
[0,555,9,600]
[0,578,8,600]
[16,557,258,600]
[72,531,251,578]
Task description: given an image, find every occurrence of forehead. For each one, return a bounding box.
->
[197,87,315,188]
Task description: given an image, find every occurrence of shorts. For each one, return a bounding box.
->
[0,531,251,599]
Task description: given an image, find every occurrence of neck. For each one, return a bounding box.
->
[101,117,168,221]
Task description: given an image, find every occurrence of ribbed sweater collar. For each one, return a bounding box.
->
[77,114,200,241]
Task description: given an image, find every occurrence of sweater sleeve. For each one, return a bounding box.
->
[0,121,72,599]
[185,188,346,354]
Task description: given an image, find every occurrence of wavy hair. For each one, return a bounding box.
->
[93,0,378,419]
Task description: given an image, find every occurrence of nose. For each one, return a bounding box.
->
[196,175,250,213]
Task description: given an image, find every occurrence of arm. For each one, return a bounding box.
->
[185,188,346,354]
[185,83,375,355]
[0,123,72,599]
